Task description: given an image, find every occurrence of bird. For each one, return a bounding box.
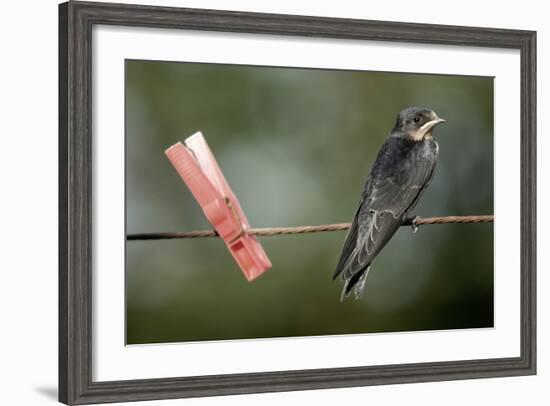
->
[333,107,445,301]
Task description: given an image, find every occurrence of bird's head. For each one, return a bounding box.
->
[392,107,445,141]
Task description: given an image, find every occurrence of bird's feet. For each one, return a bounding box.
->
[403,215,420,233]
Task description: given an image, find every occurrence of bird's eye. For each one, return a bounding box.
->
[413,116,421,123]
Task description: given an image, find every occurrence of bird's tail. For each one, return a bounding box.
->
[340,266,371,301]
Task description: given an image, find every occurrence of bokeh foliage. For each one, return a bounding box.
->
[126,60,494,344]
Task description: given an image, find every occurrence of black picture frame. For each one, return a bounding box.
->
[59,1,537,404]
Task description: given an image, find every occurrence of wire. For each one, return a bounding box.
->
[127,215,493,240]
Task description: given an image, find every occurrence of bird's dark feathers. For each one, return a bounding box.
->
[334,135,438,299]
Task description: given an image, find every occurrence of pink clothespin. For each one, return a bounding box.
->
[165,132,272,281]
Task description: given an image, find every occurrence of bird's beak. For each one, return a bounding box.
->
[414,116,445,140]
[423,117,446,130]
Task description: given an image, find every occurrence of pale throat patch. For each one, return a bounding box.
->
[408,130,433,141]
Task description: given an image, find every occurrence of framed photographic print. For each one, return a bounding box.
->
[59,1,536,404]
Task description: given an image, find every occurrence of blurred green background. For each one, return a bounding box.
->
[125,60,494,345]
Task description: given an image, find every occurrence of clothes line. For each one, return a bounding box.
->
[127,214,494,240]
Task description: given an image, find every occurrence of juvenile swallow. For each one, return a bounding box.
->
[333,107,445,300]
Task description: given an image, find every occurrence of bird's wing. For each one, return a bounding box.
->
[332,178,404,284]
[333,144,437,294]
